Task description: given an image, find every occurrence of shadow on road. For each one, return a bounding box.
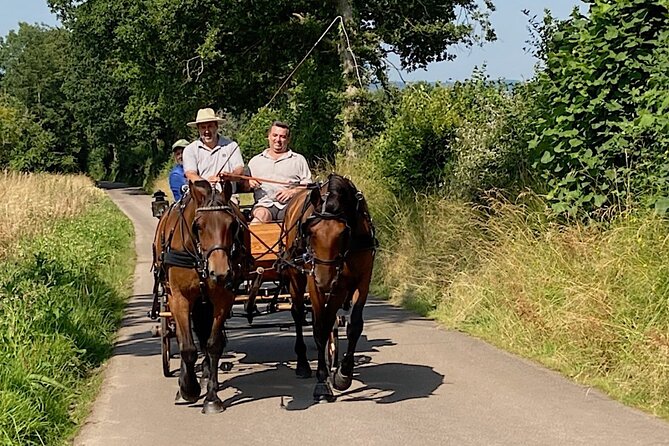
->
[218,360,444,411]
[97,181,149,195]
[114,293,444,411]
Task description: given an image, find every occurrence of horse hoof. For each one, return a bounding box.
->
[295,361,312,379]
[174,390,190,405]
[333,367,353,391]
[313,382,336,403]
[202,400,225,414]
[176,388,200,404]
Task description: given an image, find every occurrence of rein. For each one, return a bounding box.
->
[161,191,246,299]
[219,172,320,189]
[280,176,378,300]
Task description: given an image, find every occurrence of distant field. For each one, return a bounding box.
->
[0,172,104,259]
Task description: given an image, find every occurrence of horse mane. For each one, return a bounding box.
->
[323,174,356,218]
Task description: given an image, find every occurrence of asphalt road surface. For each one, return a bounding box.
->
[75,185,669,446]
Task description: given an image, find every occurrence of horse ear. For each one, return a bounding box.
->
[221,180,233,203]
[309,187,322,209]
[190,180,212,206]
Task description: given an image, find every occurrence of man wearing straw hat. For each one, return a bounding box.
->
[169,139,189,201]
[247,121,312,223]
[182,108,244,187]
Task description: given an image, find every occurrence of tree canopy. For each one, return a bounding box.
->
[14,0,492,181]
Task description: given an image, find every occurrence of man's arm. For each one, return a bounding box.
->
[185,170,203,182]
[169,170,184,201]
[299,157,313,184]
[275,156,312,203]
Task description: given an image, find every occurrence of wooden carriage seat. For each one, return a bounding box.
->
[249,222,283,263]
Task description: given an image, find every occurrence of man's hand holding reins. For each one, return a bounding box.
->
[275,187,299,203]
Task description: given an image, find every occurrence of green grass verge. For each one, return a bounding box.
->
[0,197,134,445]
[338,157,669,420]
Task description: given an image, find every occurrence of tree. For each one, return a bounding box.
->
[0,23,78,171]
[529,0,669,216]
[0,93,61,171]
[46,0,495,181]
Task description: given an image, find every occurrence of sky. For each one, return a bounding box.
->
[0,0,587,82]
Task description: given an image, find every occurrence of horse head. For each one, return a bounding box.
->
[190,179,241,287]
[302,177,353,294]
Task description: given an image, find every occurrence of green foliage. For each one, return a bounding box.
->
[344,149,669,418]
[370,75,530,198]
[0,24,78,172]
[235,57,344,163]
[36,0,495,184]
[0,94,69,172]
[352,0,495,74]
[530,0,669,216]
[231,108,280,162]
[0,198,133,445]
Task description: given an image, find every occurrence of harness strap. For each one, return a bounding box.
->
[163,249,199,268]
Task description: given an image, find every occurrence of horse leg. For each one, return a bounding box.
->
[312,297,338,402]
[333,283,369,391]
[201,294,232,414]
[289,273,311,378]
[191,298,213,393]
[171,290,200,403]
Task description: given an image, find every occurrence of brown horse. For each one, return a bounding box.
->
[153,180,248,413]
[281,173,377,402]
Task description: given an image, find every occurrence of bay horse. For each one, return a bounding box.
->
[153,179,248,413]
[281,173,377,402]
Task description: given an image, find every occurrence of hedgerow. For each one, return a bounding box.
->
[369,74,531,199]
[529,0,669,216]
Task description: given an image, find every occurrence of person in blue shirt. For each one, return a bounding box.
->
[169,139,189,201]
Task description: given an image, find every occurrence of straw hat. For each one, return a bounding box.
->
[171,139,190,151]
[187,108,225,128]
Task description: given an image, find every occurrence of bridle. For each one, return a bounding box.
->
[191,203,244,281]
[299,192,352,299]
[163,191,246,296]
[279,176,378,300]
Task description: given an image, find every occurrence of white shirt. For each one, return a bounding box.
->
[247,149,312,209]
[182,136,244,179]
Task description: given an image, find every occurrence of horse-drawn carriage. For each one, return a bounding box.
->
[149,174,376,412]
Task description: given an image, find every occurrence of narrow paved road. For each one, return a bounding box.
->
[75,186,669,446]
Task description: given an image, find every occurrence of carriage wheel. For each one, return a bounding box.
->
[326,323,339,371]
[161,299,172,377]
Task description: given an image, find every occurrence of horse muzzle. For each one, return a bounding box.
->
[210,270,234,288]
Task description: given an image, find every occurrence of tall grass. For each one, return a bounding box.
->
[0,175,134,445]
[0,172,104,259]
[339,158,669,420]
